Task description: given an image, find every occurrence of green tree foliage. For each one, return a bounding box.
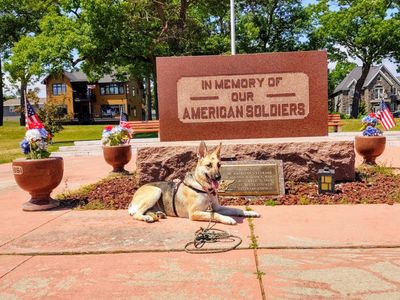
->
[311,0,400,118]
[4,0,315,120]
[236,0,311,53]
[0,0,55,126]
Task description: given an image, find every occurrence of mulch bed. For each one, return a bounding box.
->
[58,166,400,209]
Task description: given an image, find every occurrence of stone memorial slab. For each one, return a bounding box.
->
[218,160,284,196]
[156,51,328,141]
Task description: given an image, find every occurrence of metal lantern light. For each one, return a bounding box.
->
[317,167,335,194]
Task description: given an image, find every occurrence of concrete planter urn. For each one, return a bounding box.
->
[355,136,386,165]
[103,144,132,173]
[12,157,64,211]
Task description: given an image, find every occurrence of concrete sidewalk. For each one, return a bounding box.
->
[1,147,400,299]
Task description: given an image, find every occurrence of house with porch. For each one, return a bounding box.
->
[42,71,144,123]
[331,64,400,115]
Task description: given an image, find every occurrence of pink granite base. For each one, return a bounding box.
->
[136,141,355,185]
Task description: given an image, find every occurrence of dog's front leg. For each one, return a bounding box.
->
[213,204,260,218]
[190,211,237,225]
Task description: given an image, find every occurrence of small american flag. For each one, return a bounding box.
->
[120,112,129,126]
[376,99,396,130]
[25,99,44,129]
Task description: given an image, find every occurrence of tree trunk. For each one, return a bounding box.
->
[351,63,371,118]
[19,81,27,126]
[145,74,152,120]
[0,55,4,126]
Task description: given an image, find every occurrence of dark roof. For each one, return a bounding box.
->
[333,64,400,95]
[42,71,124,84]
[4,98,46,106]
[63,71,118,83]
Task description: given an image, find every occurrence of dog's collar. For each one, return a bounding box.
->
[183,182,216,196]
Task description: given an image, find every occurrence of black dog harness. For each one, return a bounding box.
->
[171,180,216,217]
[172,180,183,217]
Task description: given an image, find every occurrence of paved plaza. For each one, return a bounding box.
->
[1,135,400,299]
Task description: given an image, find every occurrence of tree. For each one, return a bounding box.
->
[6,0,315,120]
[311,0,400,118]
[236,0,312,53]
[0,0,55,126]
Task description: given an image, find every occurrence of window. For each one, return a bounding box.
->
[56,105,68,117]
[373,86,384,100]
[52,83,66,96]
[100,83,125,95]
[101,105,125,118]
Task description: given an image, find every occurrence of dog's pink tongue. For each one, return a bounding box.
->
[211,180,219,190]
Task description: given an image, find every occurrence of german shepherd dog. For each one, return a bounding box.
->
[128,141,260,225]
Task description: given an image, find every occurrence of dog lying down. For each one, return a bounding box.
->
[128,141,260,225]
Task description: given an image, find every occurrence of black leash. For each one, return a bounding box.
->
[184,221,242,254]
[182,179,242,254]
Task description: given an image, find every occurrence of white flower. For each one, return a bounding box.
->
[25,129,42,141]
[35,140,48,150]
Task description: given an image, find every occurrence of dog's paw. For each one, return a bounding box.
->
[244,211,260,218]
[156,211,167,219]
[222,216,237,225]
[143,215,155,223]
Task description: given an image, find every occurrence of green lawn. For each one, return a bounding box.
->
[340,118,400,132]
[1,118,399,164]
[0,121,105,164]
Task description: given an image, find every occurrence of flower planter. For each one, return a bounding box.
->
[355,135,386,165]
[103,144,132,173]
[12,157,64,211]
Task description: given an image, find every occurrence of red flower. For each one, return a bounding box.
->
[369,112,377,118]
[121,122,132,129]
[104,125,113,131]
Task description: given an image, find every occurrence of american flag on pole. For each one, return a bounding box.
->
[376,99,396,130]
[120,112,129,126]
[25,99,44,129]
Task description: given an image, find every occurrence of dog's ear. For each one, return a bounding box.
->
[197,141,207,159]
[212,142,222,157]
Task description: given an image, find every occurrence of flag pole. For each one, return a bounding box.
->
[23,90,28,130]
[230,0,236,55]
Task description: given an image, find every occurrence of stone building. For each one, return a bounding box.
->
[331,65,400,115]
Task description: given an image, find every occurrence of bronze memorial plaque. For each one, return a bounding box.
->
[218,160,284,196]
[157,51,328,141]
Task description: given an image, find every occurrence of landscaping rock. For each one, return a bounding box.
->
[136,141,355,184]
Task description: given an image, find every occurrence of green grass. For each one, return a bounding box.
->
[0,120,157,164]
[264,199,277,206]
[0,121,26,164]
[340,118,400,132]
